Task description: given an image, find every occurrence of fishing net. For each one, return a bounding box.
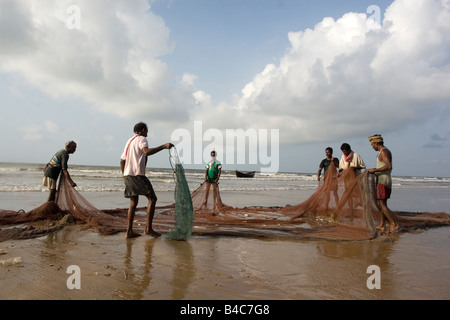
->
[164,148,194,241]
[190,181,231,213]
[55,170,127,235]
[280,163,380,240]
[1,157,450,242]
[0,169,130,242]
[164,161,449,240]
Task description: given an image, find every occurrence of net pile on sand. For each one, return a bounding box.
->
[173,163,377,240]
[158,162,450,240]
[280,163,381,240]
[1,160,450,242]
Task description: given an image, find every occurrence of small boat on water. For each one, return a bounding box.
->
[235,170,256,178]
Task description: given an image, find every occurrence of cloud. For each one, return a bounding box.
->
[423,142,445,148]
[23,120,59,141]
[1,0,449,147]
[191,0,450,144]
[423,132,448,148]
[430,133,447,141]
[0,0,193,124]
[181,73,198,87]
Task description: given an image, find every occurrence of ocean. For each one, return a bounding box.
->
[0,162,449,213]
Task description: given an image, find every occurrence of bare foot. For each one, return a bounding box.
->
[126,232,142,239]
[144,229,161,238]
[376,225,384,232]
[388,224,400,234]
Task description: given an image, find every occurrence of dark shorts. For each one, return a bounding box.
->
[124,175,156,198]
[377,184,391,200]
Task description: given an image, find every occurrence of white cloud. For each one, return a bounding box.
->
[193,90,211,106]
[182,73,198,87]
[23,125,43,141]
[1,0,449,149]
[0,0,192,124]
[22,120,59,141]
[44,120,59,133]
[191,0,450,144]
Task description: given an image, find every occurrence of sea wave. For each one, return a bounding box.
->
[1,163,449,193]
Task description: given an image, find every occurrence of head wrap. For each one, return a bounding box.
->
[369,134,383,144]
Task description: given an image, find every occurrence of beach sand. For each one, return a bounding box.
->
[1,190,450,301]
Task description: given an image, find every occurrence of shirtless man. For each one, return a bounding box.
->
[367,134,400,234]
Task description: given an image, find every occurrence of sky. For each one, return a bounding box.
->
[0,0,449,177]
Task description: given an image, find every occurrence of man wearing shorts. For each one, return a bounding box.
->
[43,141,77,202]
[202,150,222,211]
[367,134,399,234]
[120,122,173,239]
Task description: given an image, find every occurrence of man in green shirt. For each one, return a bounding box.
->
[202,150,222,212]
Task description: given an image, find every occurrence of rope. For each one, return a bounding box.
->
[169,146,180,184]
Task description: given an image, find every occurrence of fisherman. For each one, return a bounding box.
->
[317,147,340,211]
[43,141,77,202]
[338,143,366,215]
[202,150,222,212]
[367,134,399,234]
[120,122,173,239]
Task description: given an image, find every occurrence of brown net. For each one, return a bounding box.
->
[158,162,449,240]
[55,171,128,235]
[190,182,232,213]
[1,163,450,242]
[280,163,382,239]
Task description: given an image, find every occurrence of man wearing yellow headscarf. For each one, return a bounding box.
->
[367,134,399,233]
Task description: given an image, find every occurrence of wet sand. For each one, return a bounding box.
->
[1,191,449,301]
[1,225,449,300]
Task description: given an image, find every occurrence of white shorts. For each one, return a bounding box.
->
[42,176,57,190]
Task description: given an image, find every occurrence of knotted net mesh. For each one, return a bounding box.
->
[1,156,449,242]
[164,148,194,241]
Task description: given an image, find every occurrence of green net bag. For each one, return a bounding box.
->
[165,148,194,240]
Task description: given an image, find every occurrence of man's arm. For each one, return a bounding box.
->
[143,143,174,156]
[358,154,366,169]
[338,156,345,174]
[120,159,125,174]
[379,149,392,171]
[351,154,365,170]
[63,169,77,187]
[216,167,221,183]
[368,149,392,174]
[333,158,339,169]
